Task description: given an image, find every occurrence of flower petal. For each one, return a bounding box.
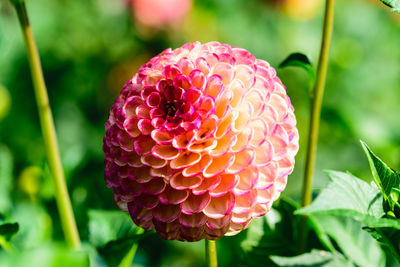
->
[204,192,235,219]
[181,193,211,215]
[209,174,239,197]
[178,212,207,228]
[203,154,235,178]
[152,145,180,160]
[159,186,189,205]
[152,204,181,223]
[170,151,202,169]
[170,173,202,190]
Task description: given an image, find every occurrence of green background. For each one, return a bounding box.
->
[0,0,399,266]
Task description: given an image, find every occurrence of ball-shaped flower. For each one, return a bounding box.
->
[103,41,299,241]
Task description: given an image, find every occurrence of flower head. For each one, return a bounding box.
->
[103,41,299,241]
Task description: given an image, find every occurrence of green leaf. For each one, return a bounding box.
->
[0,222,19,240]
[297,171,400,229]
[10,0,26,5]
[270,250,354,267]
[88,209,137,248]
[10,203,52,249]
[378,0,400,13]
[363,227,400,263]
[88,210,150,267]
[240,209,273,253]
[240,200,294,266]
[240,198,330,266]
[297,171,384,217]
[389,188,400,217]
[81,244,108,267]
[361,140,400,213]
[390,188,400,203]
[314,215,385,267]
[296,170,400,262]
[0,243,89,267]
[98,233,146,267]
[279,52,315,84]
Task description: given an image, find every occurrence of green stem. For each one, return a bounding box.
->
[11,0,81,249]
[301,0,335,210]
[299,0,335,249]
[118,228,144,267]
[205,239,218,267]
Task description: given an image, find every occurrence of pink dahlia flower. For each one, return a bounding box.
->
[130,0,192,29]
[103,41,299,241]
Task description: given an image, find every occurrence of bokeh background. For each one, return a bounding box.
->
[0,0,399,266]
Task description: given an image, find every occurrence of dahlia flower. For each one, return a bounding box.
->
[103,41,299,241]
[130,0,192,29]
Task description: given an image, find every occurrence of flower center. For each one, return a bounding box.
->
[164,102,177,116]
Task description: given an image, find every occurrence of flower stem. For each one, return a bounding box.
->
[205,239,218,267]
[299,0,335,249]
[10,0,81,249]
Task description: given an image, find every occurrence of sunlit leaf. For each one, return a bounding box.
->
[297,170,400,262]
[378,0,400,13]
[390,188,400,203]
[297,171,384,216]
[314,215,385,267]
[390,188,400,216]
[361,140,400,214]
[297,171,400,229]
[271,250,354,267]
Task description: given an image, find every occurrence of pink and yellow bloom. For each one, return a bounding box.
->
[103,41,299,241]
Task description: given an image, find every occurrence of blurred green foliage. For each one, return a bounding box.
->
[0,0,399,266]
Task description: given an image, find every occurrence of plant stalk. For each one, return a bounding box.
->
[299,0,335,249]
[205,239,218,267]
[301,0,335,210]
[11,0,81,249]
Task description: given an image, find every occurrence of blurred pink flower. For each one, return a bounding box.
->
[103,41,299,241]
[130,0,192,28]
